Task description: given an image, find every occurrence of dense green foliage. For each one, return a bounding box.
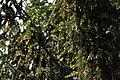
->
[0,0,120,80]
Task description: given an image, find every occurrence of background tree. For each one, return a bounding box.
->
[0,0,120,80]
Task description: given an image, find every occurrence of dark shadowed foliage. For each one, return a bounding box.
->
[0,0,120,80]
